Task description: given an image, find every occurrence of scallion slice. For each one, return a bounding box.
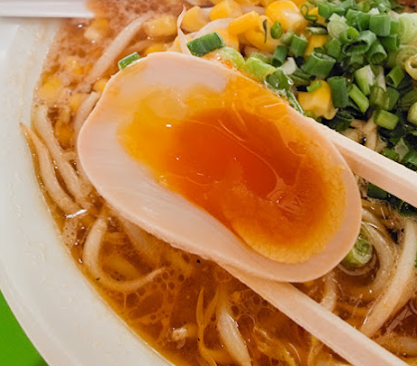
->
[305,27,328,35]
[271,21,283,39]
[280,30,295,46]
[354,65,375,96]
[367,40,387,64]
[370,85,389,109]
[370,14,391,36]
[218,47,245,69]
[381,147,400,161]
[325,38,342,58]
[381,35,400,52]
[386,65,405,87]
[307,81,323,92]
[374,109,399,130]
[266,68,293,91]
[272,46,288,67]
[187,32,226,57]
[301,52,336,78]
[349,84,370,113]
[328,76,349,108]
[243,56,276,82]
[343,30,377,55]
[339,27,360,44]
[118,52,140,70]
[342,233,373,268]
[319,3,345,19]
[290,34,308,57]
[367,183,388,199]
[408,101,417,125]
[402,150,417,171]
[387,87,400,110]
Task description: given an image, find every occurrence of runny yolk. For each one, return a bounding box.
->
[119,77,345,264]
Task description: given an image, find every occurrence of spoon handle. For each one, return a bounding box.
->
[316,123,417,208]
[228,267,407,366]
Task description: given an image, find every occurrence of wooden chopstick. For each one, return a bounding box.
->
[316,123,417,208]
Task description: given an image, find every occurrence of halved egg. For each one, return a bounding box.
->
[78,52,362,282]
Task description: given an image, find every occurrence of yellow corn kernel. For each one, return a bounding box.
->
[38,75,63,102]
[167,35,192,52]
[144,15,177,38]
[84,18,109,42]
[182,6,209,32]
[144,42,168,55]
[244,16,279,53]
[54,119,73,149]
[265,1,308,33]
[309,7,326,26]
[305,34,328,56]
[63,57,83,75]
[298,81,337,119]
[228,11,260,35]
[235,0,260,4]
[210,0,242,21]
[69,93,83,113]
[215,28,240,50]
[260,0,276,6]
[93,78,108,93]
[210,0,224,4]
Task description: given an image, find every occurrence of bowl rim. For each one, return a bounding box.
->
[0,17,170,366]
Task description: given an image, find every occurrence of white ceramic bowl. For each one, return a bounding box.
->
[0,17,169,366]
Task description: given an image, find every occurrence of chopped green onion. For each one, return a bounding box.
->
[301,52,336,78]
[370,14,391,36]
[341,0,356,11]
[349,84,370,113]
[318,3,345,19]
[390,19,400,35]
[357,0,372,12]
[349,54,365,67]
[408,102,417,125]
[354,65,375,96]
[305,26,328,35]
[398,13,417,45]
[396,45,417,68]
[342,233,373,268]
[386,65,405,87]
[381,147,400,161]
[290,69,311,86]
[187,32,225,56]
[270,21,282,39]
[325,38,342,58]
[375,109,399,130]
[118,52,140,70]
[307,81,323,92]
[402,150,417,171]
[405,54,417,80]
[280,57,297,75]
[249,52,272,64]
[280,30,295,46]
[357,12,371,31]
[394,138,410,159]
[367,40,387,64]
[367,183,388,199]
[381,35,400,52]
[286,90,304,114]
[399,89,417,110]
[328,16,349,39]
[218,47,245,69]
[328,110,354,131]
[328,76,349,108]
[387,87,400,110]
[339,27,360,44]
[370,85,388,109]
[343,30,377,55]
[290,34,308,57]
[243,57,275,82]
[300,3,319,22]
[272,45,288,67]
[262,19,268,43]
[266,68,293,91]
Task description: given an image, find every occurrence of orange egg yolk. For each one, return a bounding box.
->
[119,77,345,264]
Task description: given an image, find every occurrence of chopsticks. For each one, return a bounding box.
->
[315,122,417,208]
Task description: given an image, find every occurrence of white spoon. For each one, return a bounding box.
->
[0,1,93,18]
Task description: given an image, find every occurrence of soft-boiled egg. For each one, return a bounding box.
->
[78,52,362,282]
